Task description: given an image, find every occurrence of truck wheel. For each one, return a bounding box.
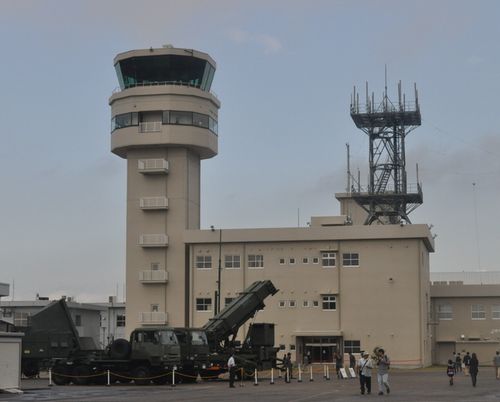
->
[72,365,90,385]
[133,366,150,385]
[52,365,70,385]
[22,360,39,378]
[109,338,131,359]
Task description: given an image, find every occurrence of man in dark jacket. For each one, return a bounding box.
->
[469,353,479,387]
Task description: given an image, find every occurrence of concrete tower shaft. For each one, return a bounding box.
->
[109,47,220,334]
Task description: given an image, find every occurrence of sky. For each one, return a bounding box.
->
[1,0,499,302]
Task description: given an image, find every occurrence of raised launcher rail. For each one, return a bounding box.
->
[202,280,278,350]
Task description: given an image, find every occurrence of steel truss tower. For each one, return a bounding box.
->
[350,80,423,225]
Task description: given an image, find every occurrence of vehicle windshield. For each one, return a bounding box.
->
[191,330,208,345]
[159,330,178,345]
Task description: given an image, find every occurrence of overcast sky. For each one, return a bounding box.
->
[1,0,499,302]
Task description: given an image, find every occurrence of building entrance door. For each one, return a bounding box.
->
[302,336,341,363]
[307,345,334,363]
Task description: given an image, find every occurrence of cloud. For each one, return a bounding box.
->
[228,29,283,54]
[256,34,283,54]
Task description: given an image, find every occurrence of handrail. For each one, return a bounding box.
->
[112,81,219,100]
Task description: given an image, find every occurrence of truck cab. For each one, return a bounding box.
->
[130,328,180,367]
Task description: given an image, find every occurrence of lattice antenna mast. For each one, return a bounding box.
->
[349,78,423,225]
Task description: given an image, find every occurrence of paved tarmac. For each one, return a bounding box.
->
[1,368,499,402]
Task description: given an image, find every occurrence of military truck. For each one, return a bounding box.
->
[51,326,192,385]
[20,280,278,385]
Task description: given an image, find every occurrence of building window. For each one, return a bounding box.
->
[196,255,212,269]
[322,295,337,310]
[279,258,285,265]
[303,257,309,264]
[248,254,264,268]
[290,344,296,350]
[303,300,310,308]
[289,300,296,308]
[196,298,212,311]
[116,315,126,327]
[13,312,30,327]
[162,111,170,124]
[279,300,286,308]
[492,305,500,320]
[170,110,193,125]
[313,301,319,307]
[111,112,139,131]
[193,112,209,128]
[438,304,453,320]
[151,304,159,312]
[225,297,234,307]
[75,315,82,327]
[344,340,361,354]
[312,257,319,264]
[112,110,217,134]
[471,304,486,320]
[343,253,359,266]
[289,258,296,265]
[209,117,218,134]
[151,262,160,270]
[279,344,286,350]
[224,255,240,269]
[321,252,336,268]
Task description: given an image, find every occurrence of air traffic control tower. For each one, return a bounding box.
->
[110,47,220,333]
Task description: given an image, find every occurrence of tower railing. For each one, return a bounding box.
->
[112,81,219,100]
[351,182,422,195]
[139,121,162,133]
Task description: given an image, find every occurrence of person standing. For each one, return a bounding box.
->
[305,350,312,366]
[349,353,356,369]
[335,351,343,379]
[451,352,457,373]
[286,352,293,380]
[463,352,471,376]
[455,353,462,373]
[227,351,236,388]
[357,353,365,393]
[446,359,455,385]
[359,351,373,395]
[493,351,500,379]
[376,348,391,395]
[469,352,479,387]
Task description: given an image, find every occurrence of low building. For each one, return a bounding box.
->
[431,272,500,365]
[0,298,108,348]
[93,297,126,347]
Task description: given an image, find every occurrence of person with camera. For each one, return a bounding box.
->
[376,348,391,395]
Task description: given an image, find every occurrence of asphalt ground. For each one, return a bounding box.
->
[1,368,499,402]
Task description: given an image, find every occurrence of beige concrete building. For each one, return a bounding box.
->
[110,46,435,367]
[430,273,500,365]
[186,220,434,367]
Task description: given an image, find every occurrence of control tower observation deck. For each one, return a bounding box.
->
[109,47,220,332]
